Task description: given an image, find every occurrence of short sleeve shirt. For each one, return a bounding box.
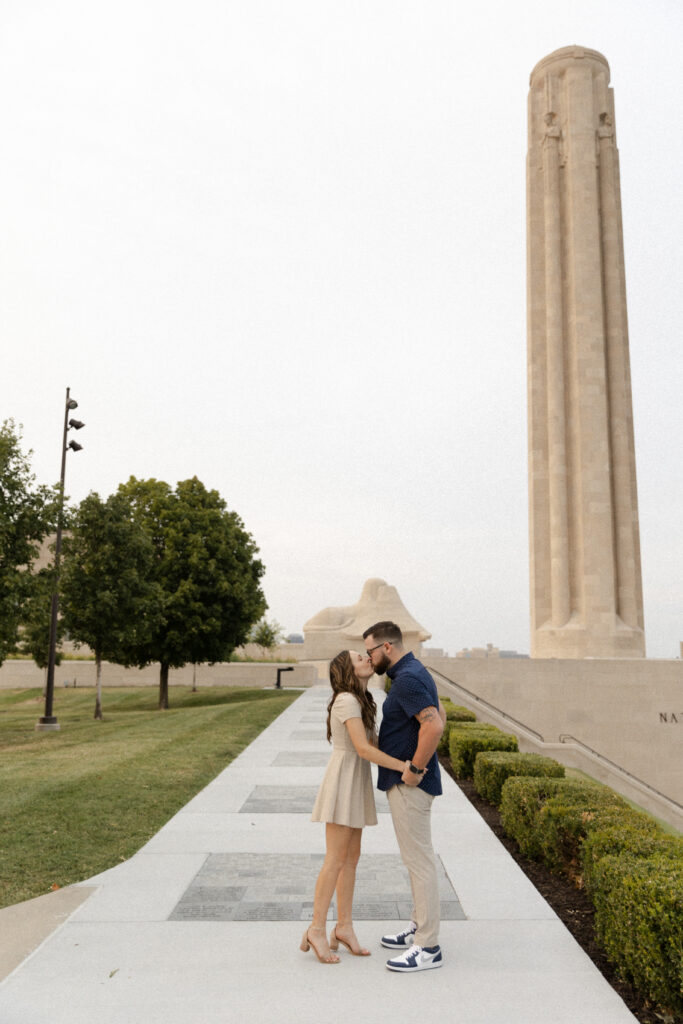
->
[377,652,442,796]
[332,692,362,722]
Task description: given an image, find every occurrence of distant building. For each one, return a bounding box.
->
[455,644,528,659]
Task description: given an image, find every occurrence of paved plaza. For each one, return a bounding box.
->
[0,685,638,1023]
[169,851,463,923]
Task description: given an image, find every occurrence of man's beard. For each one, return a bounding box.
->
[373,653,391,676]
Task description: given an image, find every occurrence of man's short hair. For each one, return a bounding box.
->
[362,621,403,644]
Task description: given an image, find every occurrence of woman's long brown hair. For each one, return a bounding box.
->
[326,650,377,742]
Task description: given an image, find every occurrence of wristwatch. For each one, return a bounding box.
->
[408,762,426,776]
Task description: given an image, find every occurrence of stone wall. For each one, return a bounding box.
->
[424,655,683,830]
[0,659,319,690]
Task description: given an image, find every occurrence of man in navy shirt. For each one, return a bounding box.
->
[364,621,446,972]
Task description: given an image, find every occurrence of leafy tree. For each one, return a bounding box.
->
[0,420,59,664]
[18,563,64,669]
[250,618,284,658]
[117,476,267,709]
[60,492,164,719]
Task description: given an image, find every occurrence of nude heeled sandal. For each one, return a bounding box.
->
[330,926,371,956]
[300,927,340,964]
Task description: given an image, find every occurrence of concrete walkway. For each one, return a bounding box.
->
[0,685,638,1024]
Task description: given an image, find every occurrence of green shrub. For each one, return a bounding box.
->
[440,698,476,723]
[590,853,683,1016]
[499,776,627,871]
[581,817,676,894]
[540,796,638,879]
[499,776,683,1016]
[454,722,499,733]
[500,776,568,858]
[473,751,565,807]
[448,723,517,778]
[437,703,477,755]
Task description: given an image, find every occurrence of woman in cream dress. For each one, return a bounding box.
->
[301,650,408,964]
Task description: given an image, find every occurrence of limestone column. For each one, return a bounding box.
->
[527,46,645,658]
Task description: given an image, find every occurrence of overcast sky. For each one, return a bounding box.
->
[1,1,682,657]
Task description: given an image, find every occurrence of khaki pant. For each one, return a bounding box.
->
[387,784,440,948]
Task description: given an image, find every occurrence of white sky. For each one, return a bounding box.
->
[1,1,682,657]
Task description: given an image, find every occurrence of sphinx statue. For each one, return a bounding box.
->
[302,578,431,660]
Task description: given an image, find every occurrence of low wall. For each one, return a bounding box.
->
[234,643,303,660]
[0,660,319,690]
[424,656,683,832]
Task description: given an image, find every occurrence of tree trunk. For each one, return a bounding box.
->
[159,662,169,709]
[94,656,103,720]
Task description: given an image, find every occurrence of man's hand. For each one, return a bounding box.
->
[401,763,421,786]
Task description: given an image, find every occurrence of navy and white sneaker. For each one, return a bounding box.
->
[380,921,417,949]
[386,943,443,972]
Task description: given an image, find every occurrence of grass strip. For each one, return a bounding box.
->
[0,686,299,908]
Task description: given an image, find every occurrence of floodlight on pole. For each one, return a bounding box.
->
[36,387,85,732]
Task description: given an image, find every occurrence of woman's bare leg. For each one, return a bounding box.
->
[307,823,354,961]
[332,827,370,955]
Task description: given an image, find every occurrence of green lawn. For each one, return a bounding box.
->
[0,685,299,908]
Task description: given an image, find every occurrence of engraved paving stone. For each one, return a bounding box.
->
[271,752,330,767]
[239,785,390,814]
[169,853,465,922]
[239,786,321,813]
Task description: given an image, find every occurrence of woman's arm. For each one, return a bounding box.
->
[344,717,408,773]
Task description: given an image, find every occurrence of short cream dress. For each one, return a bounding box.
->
[311,692,378,828]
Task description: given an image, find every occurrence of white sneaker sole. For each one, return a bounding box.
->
[386,958,443,972]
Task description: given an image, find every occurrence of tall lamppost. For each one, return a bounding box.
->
[36,387,84,731]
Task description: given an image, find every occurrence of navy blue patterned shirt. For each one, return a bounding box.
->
[377,652,442,796]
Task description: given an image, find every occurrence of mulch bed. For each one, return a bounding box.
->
[439,757,681,1024]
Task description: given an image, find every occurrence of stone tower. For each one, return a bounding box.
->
[527,46,645,658]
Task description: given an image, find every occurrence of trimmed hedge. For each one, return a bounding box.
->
[590,853,683,1016]
[499,776,630,873]
[440,698,477,723]
[582,821,683,1013]
[437,702,478,754]
[473,751,565,807]
[448,723,518,778]
[438,725,451,755]
[498,774,683,1012]
[581,817,678,894]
